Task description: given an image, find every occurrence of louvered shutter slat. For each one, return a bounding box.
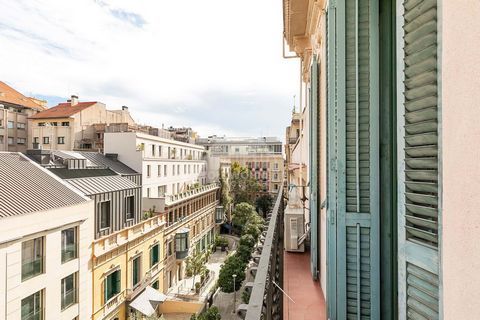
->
[402,0,440,318]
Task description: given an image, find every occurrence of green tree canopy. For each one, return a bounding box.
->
[255,194,274,216]
[185,249,206,290]
[231,202,257,227]
[239,234,256,249]
[230,162,261,205]
[218,255,246,293]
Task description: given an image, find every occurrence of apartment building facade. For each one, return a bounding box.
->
[29,96,135,152]
[283,0,480,319]
[0,81,45,152]
[159,184,218,294]
[104,131,208,198]
[0,152,93,320]
[26,150,160,320]
[196,136,284,194]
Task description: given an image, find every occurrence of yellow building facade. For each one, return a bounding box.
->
[92,215,166,320]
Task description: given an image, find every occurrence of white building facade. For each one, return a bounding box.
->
[104,132,207,198]
[0,153,94,320]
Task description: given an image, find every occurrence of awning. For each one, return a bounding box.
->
[129,286,167,316]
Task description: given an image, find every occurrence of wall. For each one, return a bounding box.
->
[105,132,208,197]
[92,218,165,320]
[0,200,93,320]
[441,1,480,318]
[30,118,75,150]
[158,300,203,314]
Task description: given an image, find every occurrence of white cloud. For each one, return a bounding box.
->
[0,0,299,139]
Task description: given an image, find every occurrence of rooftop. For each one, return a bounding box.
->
[66,175,139,195]
[75,151,138,175]
[0,152,88,218]
[196,136,282,145]
[0,81,45,111]
[29,101,97,119]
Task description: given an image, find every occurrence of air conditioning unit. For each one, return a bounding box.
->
[284,206,305,252]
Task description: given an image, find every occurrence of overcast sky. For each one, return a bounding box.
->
[0,0,299,140]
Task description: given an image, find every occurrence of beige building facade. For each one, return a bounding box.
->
[0,152,93,320]
[29,95,135,152]
[0,81,45,152]
[196,136,284,194]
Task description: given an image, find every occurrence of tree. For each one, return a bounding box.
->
[219,168,232,220]
[255,194,273,216]
[191,306,222,320]
[185,249,206,290]
[243,223,262,241]
[239,234,256,249]
[218,255,246,292]
[230,162,261,205]
[236,244,253,263]
[231,203,257,228]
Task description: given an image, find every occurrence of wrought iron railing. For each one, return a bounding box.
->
[245,185,284,320]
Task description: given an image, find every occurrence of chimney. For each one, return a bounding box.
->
[122,105,128,111]
[71,95,79,106]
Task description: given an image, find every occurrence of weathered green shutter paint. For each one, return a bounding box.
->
[326,3,339,318]
[310,55,319,280]
[327,0,380,318]
[400,0,440,318]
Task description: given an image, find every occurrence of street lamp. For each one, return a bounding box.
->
[232,274,237,314]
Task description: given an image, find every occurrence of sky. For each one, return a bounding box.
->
[0,0,299,140]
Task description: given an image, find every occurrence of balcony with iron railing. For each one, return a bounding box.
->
[243,185,284,320]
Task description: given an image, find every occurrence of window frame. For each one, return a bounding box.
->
[21,237,44,281]
[61,272,78,310]
[21,290,43,320]
[61,227,78,264]
[132,255,142,288]
[99,201,111,230]
[125,196,135,221]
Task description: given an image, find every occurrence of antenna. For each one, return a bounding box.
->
[292,94,296,113]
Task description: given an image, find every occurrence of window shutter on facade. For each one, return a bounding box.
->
[310,55,319,280]
[399,0,440,319]
[327,0,380,318]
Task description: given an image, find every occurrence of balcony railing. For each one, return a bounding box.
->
[93,215,165,257]
[126,263,162,300]
[93,289,127,319]
[61,289,77,310]
[165,183,219,206]
[244,185,284,320]
[61,244,77,263]
[22,258,43,281]
[22,308,43,320]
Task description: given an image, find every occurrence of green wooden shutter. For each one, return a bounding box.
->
[328,0,380,318]
[400,0,440,319]
[310,55,319,280]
